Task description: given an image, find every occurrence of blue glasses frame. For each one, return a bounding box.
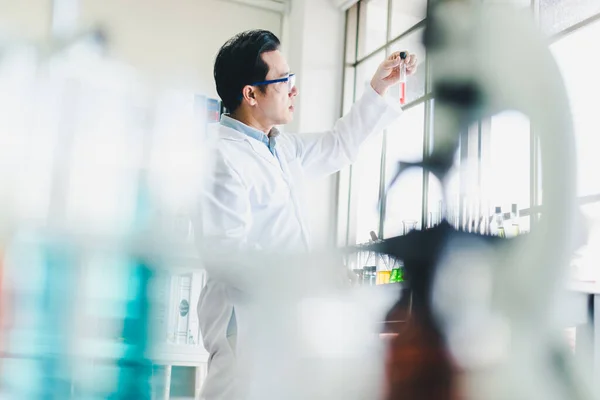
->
[250,74,296,93]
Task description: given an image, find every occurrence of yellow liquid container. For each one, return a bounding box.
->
[377,270,391,285]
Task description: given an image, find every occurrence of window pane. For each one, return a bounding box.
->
[354,134,384,244]
[383,102,425,237]
[540,0,600,36]
[551,19,600,197]
[354,51,385,100]
[424,100,464,229]
[347,43,385,245]
[427,150,461,227]
[427,99,446,226]
[388,28,427,104]
[570,202,600,287]
[342,67,356,115]
[485,111,531,230]
[390,0,427,39]
[358,0,389,59]
[346,4,359,63]
[448,123,480,230]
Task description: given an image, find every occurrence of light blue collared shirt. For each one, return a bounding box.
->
[220,114,278,156]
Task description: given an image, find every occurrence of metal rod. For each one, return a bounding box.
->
[386,0,393,43]
[549,11,600,44]
[334,7,351,247]
[402,92,432,110]
[345,0,362,246]
[379,132,388,239]
[519,193,600,217]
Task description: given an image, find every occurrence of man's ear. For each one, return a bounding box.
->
[241,85,257,106]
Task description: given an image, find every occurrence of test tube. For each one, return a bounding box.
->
[399,51,408,105]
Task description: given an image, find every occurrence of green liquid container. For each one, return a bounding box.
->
[389,266,404,283]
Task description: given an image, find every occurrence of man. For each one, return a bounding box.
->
[198,29,417,400]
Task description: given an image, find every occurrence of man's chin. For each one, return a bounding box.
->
[278,115,293,125]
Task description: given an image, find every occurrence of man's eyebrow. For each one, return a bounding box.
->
[278,71,290,78]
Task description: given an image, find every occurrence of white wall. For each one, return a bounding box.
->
[79,0,283,96]
[281,0,346,248]
[0,0,282,97]
[0,0,52,41]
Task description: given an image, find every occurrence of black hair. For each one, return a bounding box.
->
[214,30,281,112]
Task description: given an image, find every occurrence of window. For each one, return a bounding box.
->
[342,67,356,115]
[358,0,389,59]
[551,18,600,197]
[354,134,384,244]
[342,0,430,245]
[390,0,427,39]
[382,29,426,237]
[548,15,600,288]
[426,113,461,230]
[354,51,385,101]
[340,0,600,261]
[572,202,600,285]
[346,4,359,64]
[486,111,531,231]
[352,52,386,244]
[383,102,425,237]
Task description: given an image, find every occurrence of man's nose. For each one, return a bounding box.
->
[290,85,299,97]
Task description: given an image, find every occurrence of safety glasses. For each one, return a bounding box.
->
[250,73,296,93]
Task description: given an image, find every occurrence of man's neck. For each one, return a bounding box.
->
[230,109,273,136]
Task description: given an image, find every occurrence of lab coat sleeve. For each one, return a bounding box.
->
[199,151,254,250]
[288,85,403,178]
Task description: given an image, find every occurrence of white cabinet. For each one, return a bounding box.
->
[151,270,210,400]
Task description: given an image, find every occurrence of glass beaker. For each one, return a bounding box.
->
[389,257,404,283]
[376,252,392,284]
[402,220,418,235]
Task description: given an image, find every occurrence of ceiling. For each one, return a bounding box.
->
[218,0,289,13]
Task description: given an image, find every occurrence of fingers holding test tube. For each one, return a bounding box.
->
[370,50,418,96]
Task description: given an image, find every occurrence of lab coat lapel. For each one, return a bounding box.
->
[217,125,280,169]
[246,139,281,169]
[275,146,293,181]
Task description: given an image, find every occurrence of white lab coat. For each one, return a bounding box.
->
[197,86,402,400]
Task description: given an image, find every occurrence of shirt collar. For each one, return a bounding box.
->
[220,114,279,154]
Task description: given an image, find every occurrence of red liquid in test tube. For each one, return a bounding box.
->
[399,51,407,105]
[399,79,406,105]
